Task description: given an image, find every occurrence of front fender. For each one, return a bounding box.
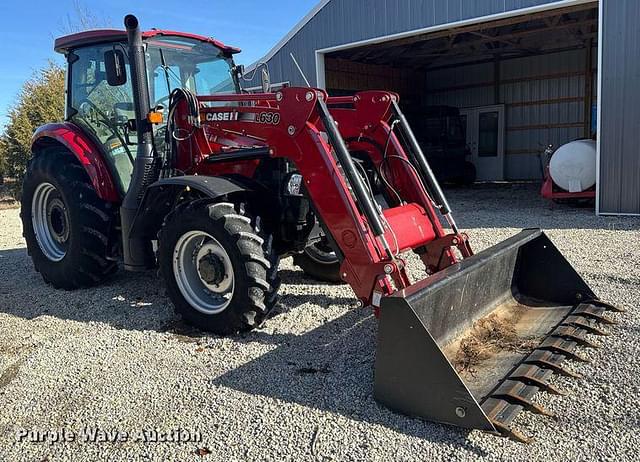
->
[129,175,252,239]
[32,122,120,202]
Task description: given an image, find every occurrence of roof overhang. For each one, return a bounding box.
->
[324,3,597,70]
[245,0,331,72]
[54,29,241,55]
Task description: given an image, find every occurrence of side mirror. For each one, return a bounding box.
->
[105,49,127,86]
[234,64,245,78]
[261,66,271,94]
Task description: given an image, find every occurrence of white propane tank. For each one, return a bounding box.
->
[549,139,597,192]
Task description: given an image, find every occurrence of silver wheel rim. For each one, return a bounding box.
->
[172,231,235,314]
[31,182,69,262]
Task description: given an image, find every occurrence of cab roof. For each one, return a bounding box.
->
[54,29,241,55]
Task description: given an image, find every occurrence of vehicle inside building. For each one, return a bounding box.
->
[323,3,598,183]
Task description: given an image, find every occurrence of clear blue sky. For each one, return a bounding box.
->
[0,0,317,127]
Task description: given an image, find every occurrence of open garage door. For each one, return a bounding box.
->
[321,2,598,184]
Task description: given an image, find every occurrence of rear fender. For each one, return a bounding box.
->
[32,123,120,202]
[129,175,253,239]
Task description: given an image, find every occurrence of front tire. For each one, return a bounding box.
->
[158,200,279,335]
[21,149,118,289]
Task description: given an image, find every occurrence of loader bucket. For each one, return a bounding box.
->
[374,229,620,442]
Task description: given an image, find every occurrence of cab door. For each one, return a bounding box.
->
[68,44,135,194]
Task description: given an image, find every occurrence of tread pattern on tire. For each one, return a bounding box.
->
[20,148,118,289]
[159,199,280,334]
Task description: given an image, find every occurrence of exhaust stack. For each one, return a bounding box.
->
[120,14,159,270]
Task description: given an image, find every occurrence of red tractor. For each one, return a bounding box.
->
[21,15,618,442]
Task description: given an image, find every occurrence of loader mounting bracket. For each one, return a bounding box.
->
[418,233,472,274]
[128,175,252,239]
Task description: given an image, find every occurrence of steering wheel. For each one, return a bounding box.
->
[79,99,133,163]
[79,99,114,126]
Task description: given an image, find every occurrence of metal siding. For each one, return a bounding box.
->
[502,50,587,181]
[244,0,606,186]
[424,62,495,109]
[599,0,640,214]
[246,0,574,87]
[426,62,494,92]
[424,49,589,180]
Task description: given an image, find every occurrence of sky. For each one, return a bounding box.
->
[0,0,318,128]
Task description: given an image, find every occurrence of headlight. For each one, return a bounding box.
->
[285,173,303,196]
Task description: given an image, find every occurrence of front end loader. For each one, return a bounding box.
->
[21,15,619,442]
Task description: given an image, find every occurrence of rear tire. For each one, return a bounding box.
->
[294,239,343,283]
[20,149,118,289]
[158,200,279,335]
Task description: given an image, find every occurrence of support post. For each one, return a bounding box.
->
[584,38,594,138]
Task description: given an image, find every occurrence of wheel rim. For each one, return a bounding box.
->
[172,231,235,315]
[31,182,69,262]
[304,240,339,265]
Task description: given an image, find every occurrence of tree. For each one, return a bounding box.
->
[0,0,109,196]
[0,63,65,197]
[58,0,111,35]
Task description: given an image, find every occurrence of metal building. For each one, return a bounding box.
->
[244,0,639,215]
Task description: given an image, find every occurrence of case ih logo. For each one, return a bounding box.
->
[205,112,239,122]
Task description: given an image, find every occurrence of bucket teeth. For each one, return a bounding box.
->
[573,304,617,325]
[491,419,533,444]
[564,316,610,336]
[510,364,566,395]
[482,398,532,443]
[551,325,600,349]
[476,301,622,443]
[539,337,589,362]
[524,350,583,378]
[581,299,625,313]
[491,381,554,417]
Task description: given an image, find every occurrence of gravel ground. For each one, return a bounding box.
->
[0,184,639,461]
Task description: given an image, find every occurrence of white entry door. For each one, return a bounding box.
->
[460,105,505,181]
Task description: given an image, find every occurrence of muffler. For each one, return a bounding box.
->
[374,229,620,442]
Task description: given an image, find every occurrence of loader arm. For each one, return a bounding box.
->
[173,87,620,442]
[178,87,470,306]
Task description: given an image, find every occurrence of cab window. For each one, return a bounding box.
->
[69,45,135,192]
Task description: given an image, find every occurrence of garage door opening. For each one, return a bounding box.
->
[321,2,598,184]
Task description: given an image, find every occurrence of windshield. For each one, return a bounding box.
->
[146,36,238,107]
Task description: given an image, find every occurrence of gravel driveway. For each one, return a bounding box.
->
[0,184,638,461]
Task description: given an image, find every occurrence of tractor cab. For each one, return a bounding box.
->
[54,29,242,193]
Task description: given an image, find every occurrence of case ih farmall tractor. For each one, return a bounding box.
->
[21,15,619,442]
